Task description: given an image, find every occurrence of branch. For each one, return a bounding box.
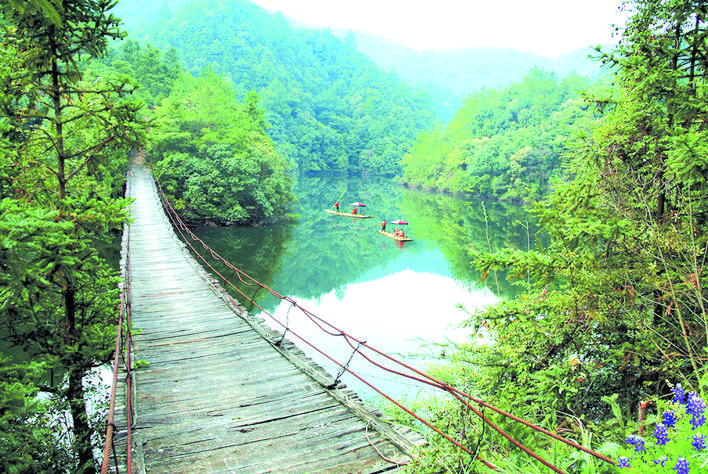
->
[64,138,114,183]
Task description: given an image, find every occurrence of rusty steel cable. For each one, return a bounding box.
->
[102,169,136,474]
[100,257,126,474]
[365,422,408,467]
[149,166,615,472]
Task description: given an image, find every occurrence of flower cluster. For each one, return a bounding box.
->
[686,392,706,430]
[626,434,646,452]
[617,456,631,468]
[616,383,707,472]
[654,424,669,446]
[673,384,687,404]
[674,456,690,474]
[664,411,678,428]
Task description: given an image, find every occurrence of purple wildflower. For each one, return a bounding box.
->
[626,434,646,452]
[617,456,631,468]
[654,424,670,445]
[654,455,669,467]
[673,383,687,404]
[673,456,690,474]
[663,410,678,428]
[686,392,706,430]
[691,433,706,451]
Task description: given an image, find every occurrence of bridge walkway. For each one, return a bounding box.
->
[112,165,422,473]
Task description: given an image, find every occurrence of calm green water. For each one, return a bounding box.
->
[191,175,535,401]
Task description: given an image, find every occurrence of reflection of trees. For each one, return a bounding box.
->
[187,224,292,310]
[191,176,537,310]
[399,192,538,297]
[269,176,428,300]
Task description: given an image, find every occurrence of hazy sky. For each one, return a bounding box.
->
[250,0,629,58]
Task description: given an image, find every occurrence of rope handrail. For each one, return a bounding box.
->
[153,183,495,470]
[101,170,135,474]
[100,256,126,474]
[148,164,615,473]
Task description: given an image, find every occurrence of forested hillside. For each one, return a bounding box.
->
[401,68,600,200]
[89,41,294,225]
[115,0,437,176]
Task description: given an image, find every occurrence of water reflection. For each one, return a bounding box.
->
[260,268,498,402]
[195,177,534,301]
[191,175,538,401]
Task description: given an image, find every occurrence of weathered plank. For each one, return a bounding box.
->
[110,166,424,473]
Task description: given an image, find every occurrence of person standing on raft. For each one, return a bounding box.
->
[381,219,386,232]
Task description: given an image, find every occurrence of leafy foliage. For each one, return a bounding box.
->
[0,0,146,471]
[401,68,601,201]
[149,70,293,224]
[89,39,182,108]
[464,0,708,441]
[117,0,437,176]
[0,360,72,474]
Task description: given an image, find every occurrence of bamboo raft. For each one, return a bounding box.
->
[378,229,413,242]
[325,208,373,218]
[111,166,424,473]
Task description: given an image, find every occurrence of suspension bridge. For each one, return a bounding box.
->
[101,165,616,473]
[104,165,424,473]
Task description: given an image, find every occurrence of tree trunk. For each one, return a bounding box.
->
[64,285,95,473]
[68,368,96,473]
[51,56,66,199]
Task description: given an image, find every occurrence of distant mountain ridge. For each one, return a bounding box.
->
[343,30,610,97]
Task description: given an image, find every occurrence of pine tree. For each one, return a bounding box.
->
[0,1,146,471]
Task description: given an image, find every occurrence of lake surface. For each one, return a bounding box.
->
[191,175,535,402]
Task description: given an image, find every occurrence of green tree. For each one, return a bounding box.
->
[0,359,73,474]
[151,70,293,224]
[0,1,146,471]
[91,39,183,108]
[475,0,708,435]
[0,0,60,24]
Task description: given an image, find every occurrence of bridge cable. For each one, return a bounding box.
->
[102,168,136,474]
[274,299,296,346]
[329,340,367,389]
[149,171,500,469]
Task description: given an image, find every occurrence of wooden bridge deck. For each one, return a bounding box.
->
[112,165,422,473]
